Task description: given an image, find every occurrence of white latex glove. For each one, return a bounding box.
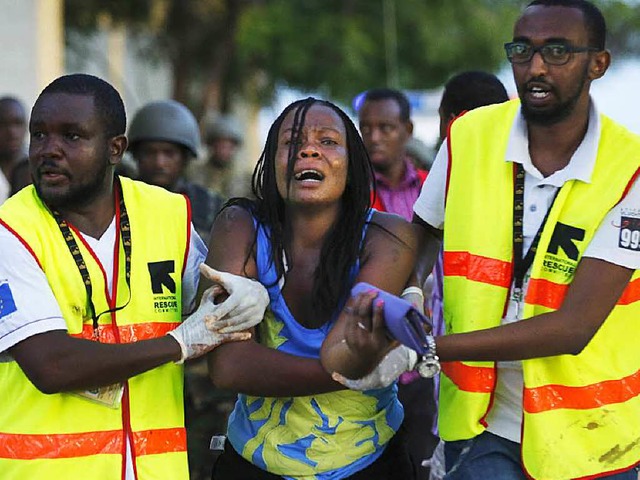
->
[199,264,269,333]
[401,286,425,315]
[167,286,251,364]
[332,345,418,390]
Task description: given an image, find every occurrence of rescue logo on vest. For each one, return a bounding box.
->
[619,215,640,251]
[543,222,584,279]
[148,261,178,313]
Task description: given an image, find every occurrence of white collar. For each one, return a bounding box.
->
[505,99,601,187]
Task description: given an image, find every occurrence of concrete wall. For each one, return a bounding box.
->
[0,0,64,112]
[65,24,172,123]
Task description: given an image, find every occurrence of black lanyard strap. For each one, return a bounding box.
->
[512,163,560,296]
[50,178,132,339]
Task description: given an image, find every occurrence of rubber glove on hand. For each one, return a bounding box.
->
[401,286,425,315]
[167,285,251,363]
[199,264,269,333]
[332,345,417,391]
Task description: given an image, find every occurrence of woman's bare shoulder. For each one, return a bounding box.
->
[367,210,418,250]
[207,203,258,276]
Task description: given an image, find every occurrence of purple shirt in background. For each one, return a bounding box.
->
[373,159,425,222]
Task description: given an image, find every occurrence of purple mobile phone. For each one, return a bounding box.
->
[350,282,431,355]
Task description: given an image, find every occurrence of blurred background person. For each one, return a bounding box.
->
[0,96,27,204]
[9,157,31,196]
[438,71,511,144]
[190,114,250,200]
[358,88,429,217]
[128,99,224,241]
[358,87,436,480]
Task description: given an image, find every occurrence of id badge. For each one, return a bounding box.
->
[72,383,124,408]
[509,288,524,320]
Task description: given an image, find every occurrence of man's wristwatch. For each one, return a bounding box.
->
[415,335,441,378]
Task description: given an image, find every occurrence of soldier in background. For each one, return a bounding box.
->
[189,114,251,200]
[128,100,224,242]
[0,97,28,203]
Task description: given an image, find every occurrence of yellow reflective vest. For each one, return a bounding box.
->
[0,178,191,480]
[440,99,640,479]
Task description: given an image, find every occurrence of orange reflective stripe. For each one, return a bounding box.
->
[524,368,640,414]
[441,361,496,393]
[133,427,187,456]
[527,277,640,309]
[525,278,568,310]
[443,251,511,288]
[0,428,186,460]
[617,278,640,306]
[0,430,122,459]
[70,322,180,343]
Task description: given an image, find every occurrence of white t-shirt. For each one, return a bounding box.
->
[413,104,640,442]
[0,216,207,479]
[0,219,206,354]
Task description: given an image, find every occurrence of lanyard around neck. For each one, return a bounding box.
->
[512,163,560,297]
[49,178,132,339]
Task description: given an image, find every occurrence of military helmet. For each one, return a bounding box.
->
[205,114,243,145]
[128,100,200,158]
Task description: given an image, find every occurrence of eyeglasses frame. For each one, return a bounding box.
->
[504,41,600,66]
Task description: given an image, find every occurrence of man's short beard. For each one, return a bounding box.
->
[521,93,581,126]
[36,160,110,211]
[520,67,589,126]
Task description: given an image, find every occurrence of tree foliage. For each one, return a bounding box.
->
[236,0,521,101]
[595,0,640,55]
[64,0,640,114]
[65,0,257,115]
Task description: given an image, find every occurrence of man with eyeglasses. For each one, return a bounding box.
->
[406,0,640,478]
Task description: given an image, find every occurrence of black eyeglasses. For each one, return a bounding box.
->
[504,41,599,66]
